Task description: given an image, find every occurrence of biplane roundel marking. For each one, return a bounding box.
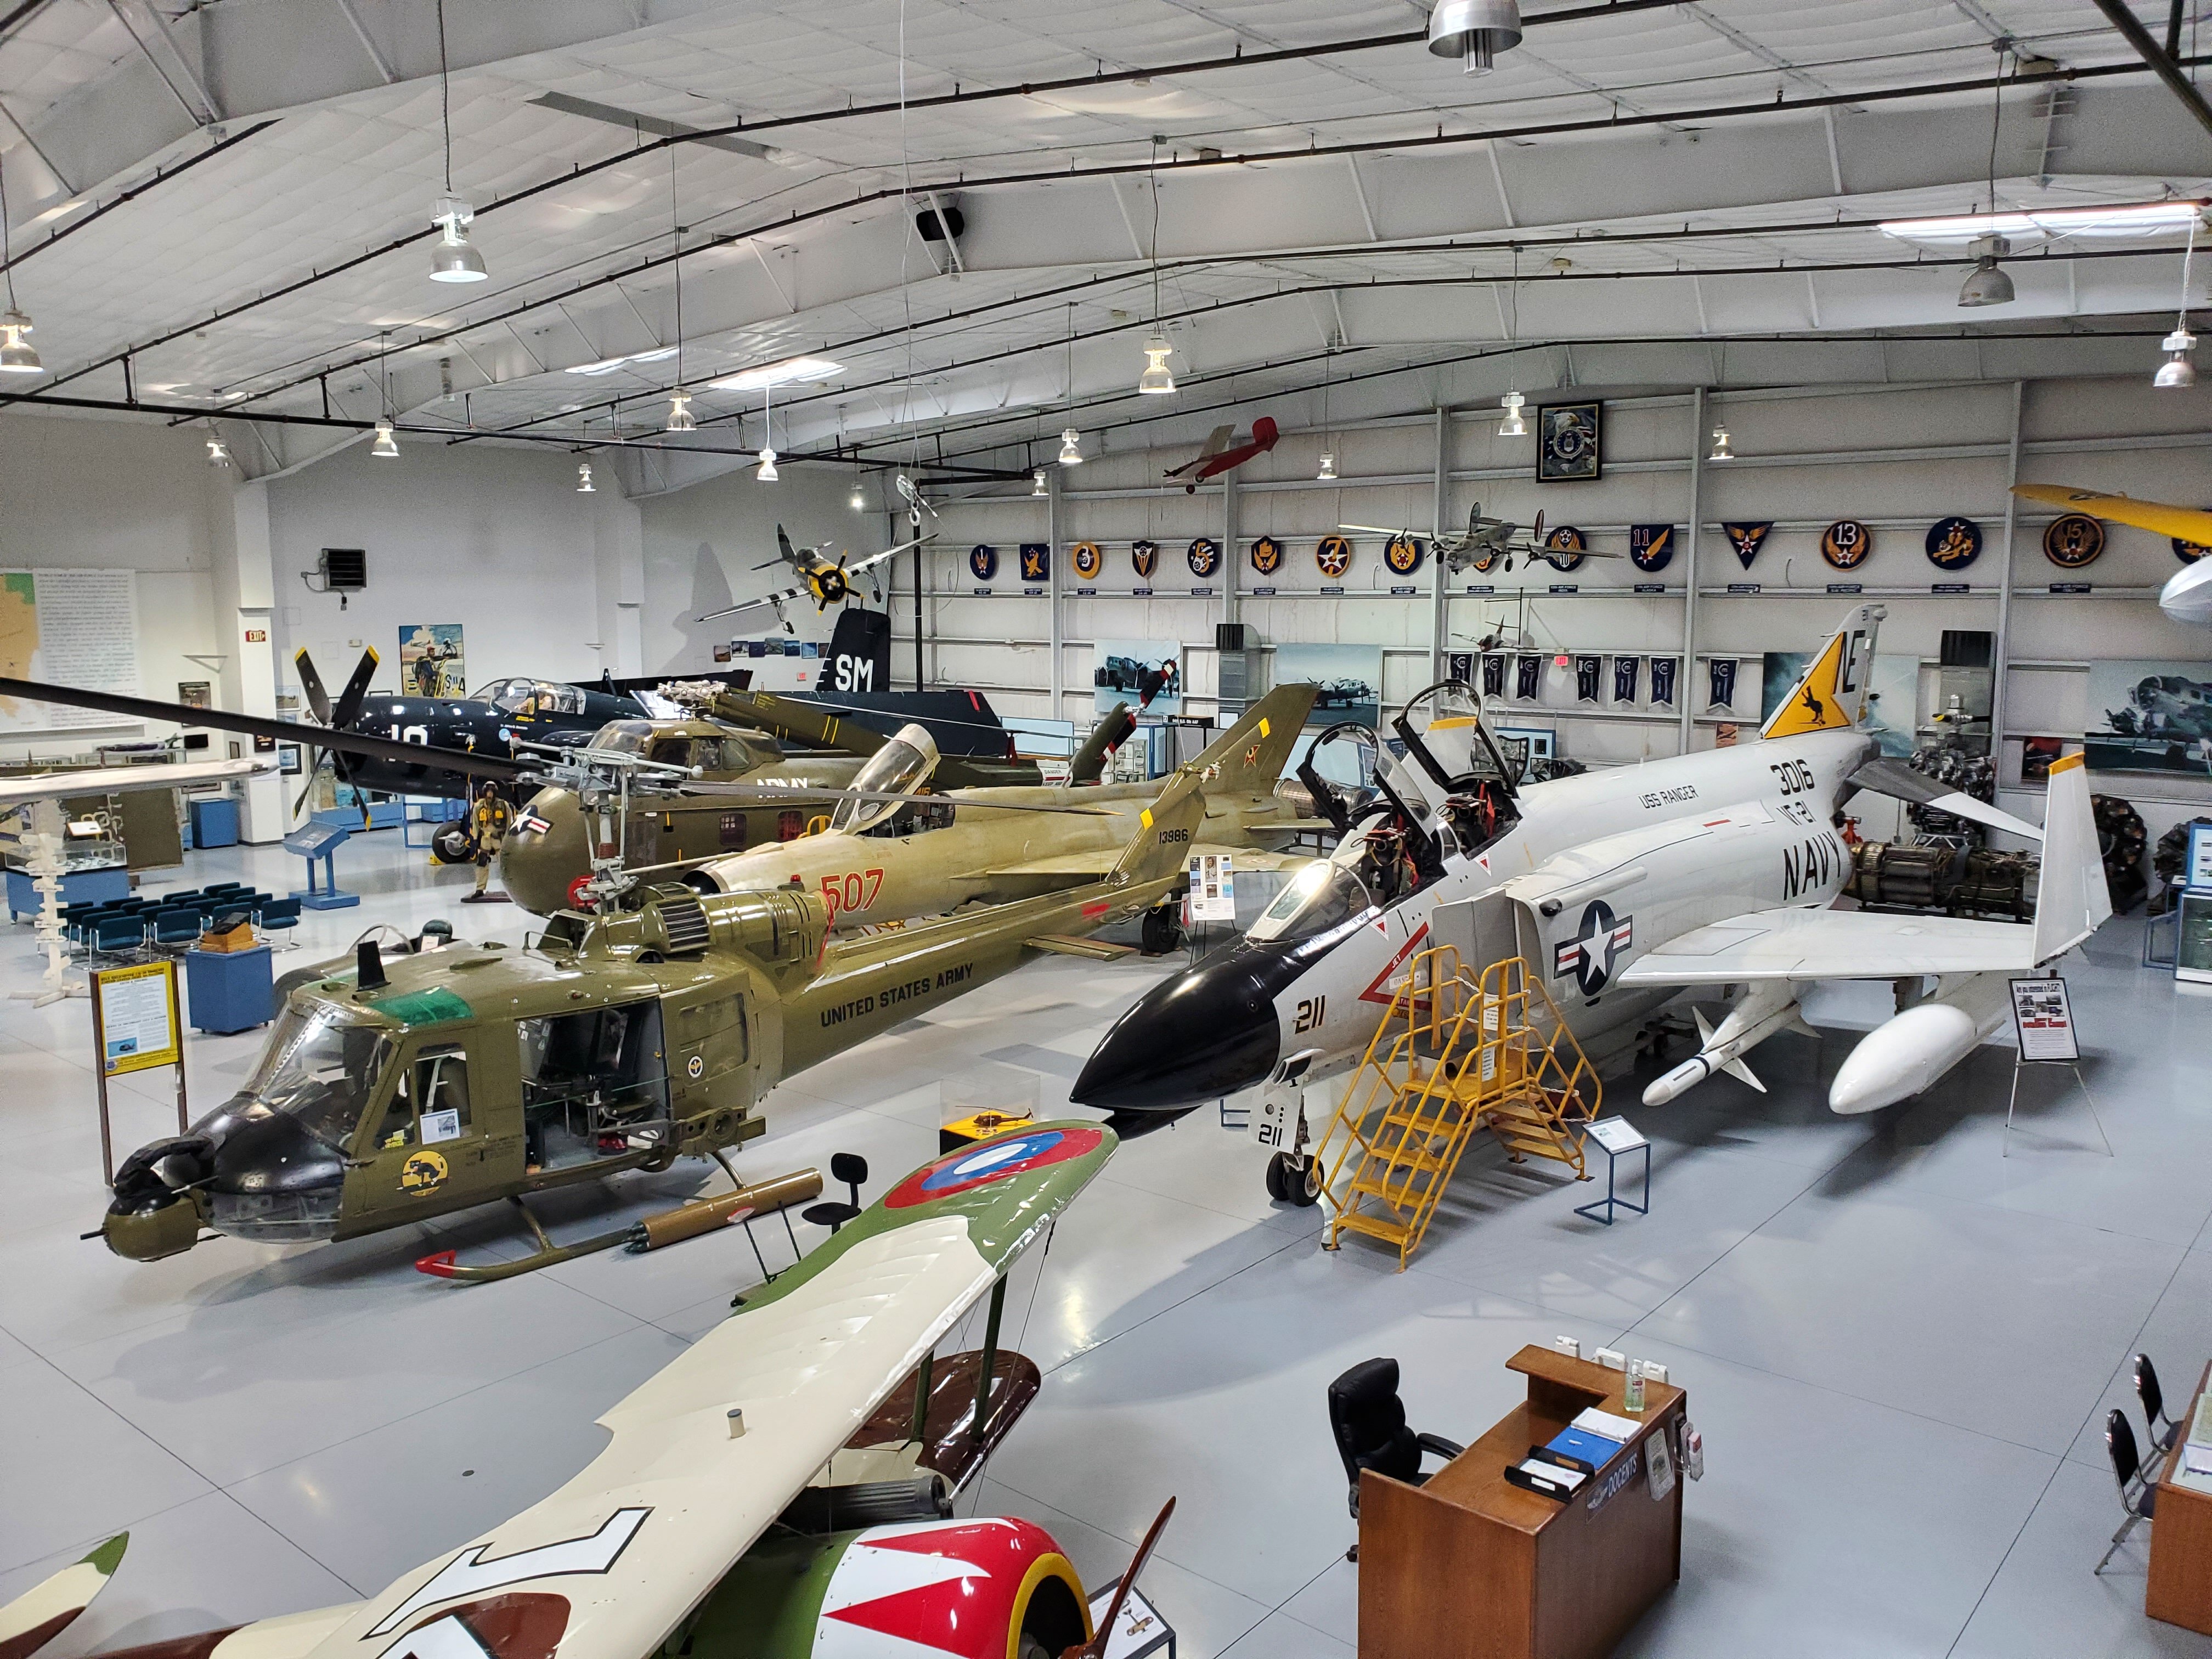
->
[885,1127,1105,1208]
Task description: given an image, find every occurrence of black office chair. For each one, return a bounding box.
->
[1328,1357,1465,1562]
[803,1153,870,1234]
[2096,1408,2157,1574]
[2136,1354,2183,1454]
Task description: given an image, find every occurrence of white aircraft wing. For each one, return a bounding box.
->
[297,1127,1114,1659]
[695,586,801,628]
[1618,906,2039,985]
[1198,422,1236,459]
[0,756,275,808]
[842,531,936,577]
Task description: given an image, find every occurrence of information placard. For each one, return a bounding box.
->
[93,960,180,1076]
[2009,977,2079,1064]
[1585,1116,1649,1155]
[1187,852,1236,923]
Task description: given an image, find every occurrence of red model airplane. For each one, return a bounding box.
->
[1164,416,1279,492]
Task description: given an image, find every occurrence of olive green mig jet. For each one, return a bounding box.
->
[97,764,1209,1278]
[15,1126,1181,1659]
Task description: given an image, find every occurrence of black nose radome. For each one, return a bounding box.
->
[1074,943,1300,1111]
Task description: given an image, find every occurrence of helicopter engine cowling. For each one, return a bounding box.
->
[640,884,827,965]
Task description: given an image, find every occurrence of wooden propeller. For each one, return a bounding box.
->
[1063,1496,1176,1659]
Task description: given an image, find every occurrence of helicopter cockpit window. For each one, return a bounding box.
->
[1248,858,1376,945]
[374,1045,472,1149]
[589,720,654,757]
[240,1003,395,1152]
[832,725,941,835]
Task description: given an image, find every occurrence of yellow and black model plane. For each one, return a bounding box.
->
[697,524,932,636]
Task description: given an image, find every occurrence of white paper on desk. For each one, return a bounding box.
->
[2185,1443,2212,1477]
[1576,1407,1644,1441]
[1518,1458,1587,1492]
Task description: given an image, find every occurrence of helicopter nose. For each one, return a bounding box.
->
[1074,943,1300,1111]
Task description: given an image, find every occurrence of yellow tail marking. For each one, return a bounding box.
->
[1760,631,1855,738]
[1258,716,1271,738]
[2048,751,2084,775]
[1140,807,1155,830]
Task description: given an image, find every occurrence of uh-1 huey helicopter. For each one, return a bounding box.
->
[1338,504,1628,575]
[46,675,1212,1280]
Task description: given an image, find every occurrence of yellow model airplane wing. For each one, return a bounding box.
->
[2012,484,2212,546]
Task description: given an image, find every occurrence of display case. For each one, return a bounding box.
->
[2177,889,2212,987]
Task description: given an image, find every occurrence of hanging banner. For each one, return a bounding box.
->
[1651,656,1678,707]
[968,545,999,582]
[1070,541,1103,581]
[2043,515,2104,568]
[1613,656,1640,703]
[1708,657,1738,710]
[1628,525,1676,573]
[1925,516,1983,571]
[1316,535,1354,578]
[1575,654,1602,702]
[1131,539,1159,579]
[1447,651,1474,684]
[1538,527,1588,572]
[1723,522,1774,571]
[1482,654,1508,699]
[1384,536,1425,578]
[1821,520,1874,570]
[1515,654,1543,701]
[1249,536,1283,576]
[1187,538,1221,579]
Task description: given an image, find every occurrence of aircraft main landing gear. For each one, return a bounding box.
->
[1266,1150,1322,1206]
[1139,902,1183,956]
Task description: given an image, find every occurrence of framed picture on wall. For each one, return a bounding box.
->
[1537,400,1604,483]
[279,743,303,776]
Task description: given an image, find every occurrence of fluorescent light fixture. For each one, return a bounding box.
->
[428,196,488,283]
[756,447,778,482]
[565,347,679,377]
[1498,390,1527,438]
[665,388,697,432]
[577,461,596,492]
[1058,427,1084,466]
[0,309,40,375]
[1136,335,1175,395]
[371,419,399,458]
[710,356,842,393]
[1880,201,2207,242]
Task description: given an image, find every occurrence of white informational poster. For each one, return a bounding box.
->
[0,568,143,732]
[2010,977,2080,1063]
[1585,1116,1649,1155]
[1187,851,1235,923]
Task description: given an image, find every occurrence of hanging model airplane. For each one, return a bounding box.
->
[92,745,1212,1276]
[1071,605,2106,1198]
[1164,417,1279,492]
[644,685,1329,950]
[696,524,934,636]
[2011,483,2212,629]
[9,1128,1181,1659]
[1338,504,1626,575]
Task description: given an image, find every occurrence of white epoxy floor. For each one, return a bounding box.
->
[3,827,2211,1659]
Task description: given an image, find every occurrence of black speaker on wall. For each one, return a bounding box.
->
[1216,622,1251,651]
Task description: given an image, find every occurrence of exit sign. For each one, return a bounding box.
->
[244,629,267,642]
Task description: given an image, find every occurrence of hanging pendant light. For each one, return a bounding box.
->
[577,460,595,492]
[1058,304,1084,462]
[2157,218,2201,388]
[1136,335,1175,396]
[371,419,400,458]
[1058,427,1084,466]
[426,5,487,283]
[666,388,696,432]
[370,331,399,456]
[1316,340,1337,479]
[1031,467,1049,498]
[1498,390,1528,438]
[0,310,37,375]
[1957,234,2015,307]
[205,431,230,467]
[755,448,779,482]
[1317,451,1338,481]
[1708,424,1734,461]
[1426,0,1523,76]
[850,479,867,511]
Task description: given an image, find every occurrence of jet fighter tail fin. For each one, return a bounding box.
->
[1189,683,1318,792]
[1110,766,1209,885]
[2032,751,2112,963]
[1759,602,1884,741]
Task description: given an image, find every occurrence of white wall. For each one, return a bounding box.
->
[266,436,637,699]
[906,373,2212,846]
[635,460,862,682]
[0,411,228,759]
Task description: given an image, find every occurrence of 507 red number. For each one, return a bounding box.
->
[819,868,885,922]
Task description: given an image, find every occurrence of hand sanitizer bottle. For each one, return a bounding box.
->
[1623,1359,1646,1414]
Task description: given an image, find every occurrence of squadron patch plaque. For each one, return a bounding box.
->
[1316,535,1354,578]
[1925,516,1983,571]
[1821,519,1874,570]
[2043,514,2104,569]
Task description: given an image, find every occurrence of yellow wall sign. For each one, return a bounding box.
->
[93,960,182,1076]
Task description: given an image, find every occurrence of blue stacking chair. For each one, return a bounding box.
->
[256,896,301,948]
[89,912,146,956]
[150,907,202,949]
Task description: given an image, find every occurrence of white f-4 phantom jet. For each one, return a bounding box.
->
[1074,605,2106,1163]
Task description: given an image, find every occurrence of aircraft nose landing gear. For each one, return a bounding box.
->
[1266,1150,1322,1206]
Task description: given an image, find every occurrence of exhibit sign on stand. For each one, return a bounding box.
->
[90,959,187,1184]
[2004,976,2112,1156]
[2177,823,2212,992]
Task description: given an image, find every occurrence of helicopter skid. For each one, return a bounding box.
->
[414,1166,823,1283]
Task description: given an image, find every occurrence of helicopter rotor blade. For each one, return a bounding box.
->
[668,779,1114,815]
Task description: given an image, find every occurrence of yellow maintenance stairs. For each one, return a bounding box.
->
[1316,947,1599,1269]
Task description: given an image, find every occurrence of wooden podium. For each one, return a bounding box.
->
[2149,1359,2212,1635]
[1357,1346,1687,1659]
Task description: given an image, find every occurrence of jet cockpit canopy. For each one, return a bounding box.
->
[479,677,586,718]
[832,722,941,834]
[1391,679,1522,858]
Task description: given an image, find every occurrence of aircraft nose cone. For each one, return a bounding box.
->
[1074,945,1289,1111]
